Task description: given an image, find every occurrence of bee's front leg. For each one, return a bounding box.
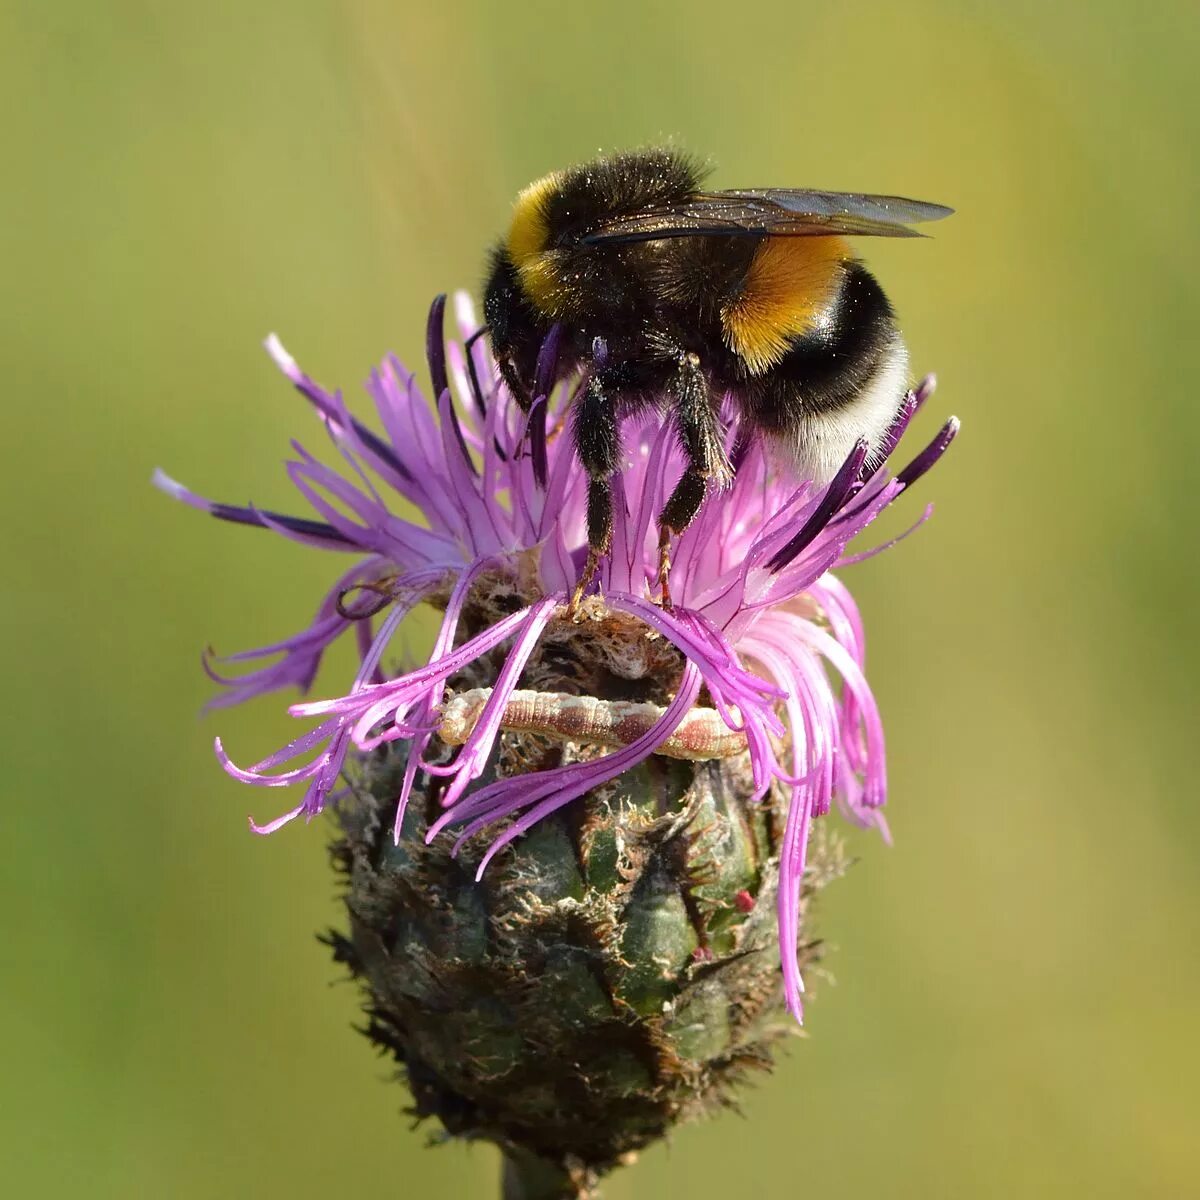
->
[569,370,620,617]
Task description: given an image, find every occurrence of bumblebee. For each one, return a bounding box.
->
[483,147,951,600]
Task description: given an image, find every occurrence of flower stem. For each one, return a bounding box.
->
[501,1151,599,1200]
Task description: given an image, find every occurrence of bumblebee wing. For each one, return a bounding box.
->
[582,188,954,245]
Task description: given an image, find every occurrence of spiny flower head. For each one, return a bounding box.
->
[155,292,956,1021]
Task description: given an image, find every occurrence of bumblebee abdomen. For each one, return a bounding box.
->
[736,260,905,481]
[720,236,851,375]
[757,260,897,406]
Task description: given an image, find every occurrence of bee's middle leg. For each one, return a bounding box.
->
[657,353,731,607]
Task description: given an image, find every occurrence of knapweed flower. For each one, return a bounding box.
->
[157,293,955,1195]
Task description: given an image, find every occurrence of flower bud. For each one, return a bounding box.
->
[327,577,845,1195]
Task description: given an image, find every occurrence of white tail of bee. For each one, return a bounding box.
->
[438,688,747,761]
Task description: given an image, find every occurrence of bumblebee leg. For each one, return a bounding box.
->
[498,356,532,412]
[569,374,620,616]
[568,484,612,617]
[657,353,730,606]
[656,524,677,610]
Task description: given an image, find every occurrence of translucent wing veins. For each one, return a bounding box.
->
[582,188,954,245]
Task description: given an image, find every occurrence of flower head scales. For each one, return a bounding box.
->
[155,292,956,1022]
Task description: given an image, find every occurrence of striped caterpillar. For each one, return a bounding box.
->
[438,688,747,761]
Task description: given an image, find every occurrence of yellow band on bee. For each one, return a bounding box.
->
[507,171,563,313]
[722,236,850,374]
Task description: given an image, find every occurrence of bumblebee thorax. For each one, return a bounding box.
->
[506,171,568,315]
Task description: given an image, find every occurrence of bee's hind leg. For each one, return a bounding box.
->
[656,353,732,608]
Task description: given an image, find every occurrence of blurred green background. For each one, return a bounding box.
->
[5,1,1198,1195]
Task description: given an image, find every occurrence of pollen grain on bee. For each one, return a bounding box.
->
[437,687,748,761]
